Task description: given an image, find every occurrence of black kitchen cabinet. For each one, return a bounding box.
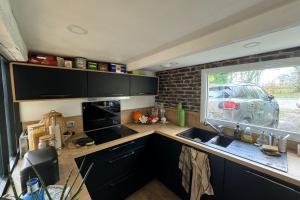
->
[223,160,300,200]
[153,134,189,199]
[88,71,130,97]
[201,153,225,200]
[130,76,158,96]
[12,64,87,100]
[75,135,155,200]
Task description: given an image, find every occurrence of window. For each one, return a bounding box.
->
[0,56,20,195]
[201,57,300,141]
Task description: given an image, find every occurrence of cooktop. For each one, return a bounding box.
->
[85,125,137,145]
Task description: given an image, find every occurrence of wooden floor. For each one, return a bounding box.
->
[126,179,181,200]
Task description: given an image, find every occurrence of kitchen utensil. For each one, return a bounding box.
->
[297,144,300,157]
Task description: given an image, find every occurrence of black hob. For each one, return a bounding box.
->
[85,125,137,145]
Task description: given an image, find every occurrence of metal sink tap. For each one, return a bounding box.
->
[204,121,224,136]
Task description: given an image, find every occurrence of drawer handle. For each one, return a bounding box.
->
[109,141,135,151]
[138,92,145,95]
[111,93,124,96]
[40,94,72,98]
[109,172,134,187]
[244,170,300,194]
[108,151,135,164]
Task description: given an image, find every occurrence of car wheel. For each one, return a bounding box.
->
[241,118,251,125]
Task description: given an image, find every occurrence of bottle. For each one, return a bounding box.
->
[177,102,182,124]
[23,178,44,200]
[234,124,241,139]
[49,116,62,149]
[179,109,185,127]
[241,127,253,143]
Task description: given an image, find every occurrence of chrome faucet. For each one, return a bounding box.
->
[204,121,224,136]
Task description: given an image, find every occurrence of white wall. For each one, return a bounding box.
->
[19,96,155,122]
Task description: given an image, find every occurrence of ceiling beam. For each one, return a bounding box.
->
[127,1,300,70]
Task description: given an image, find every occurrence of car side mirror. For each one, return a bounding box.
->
[268,95,274,101]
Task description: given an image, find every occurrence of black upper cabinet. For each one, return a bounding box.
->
[12,64,87,100]
[223,160,300,200]
[88,71,130,97]
[130,76,158,96]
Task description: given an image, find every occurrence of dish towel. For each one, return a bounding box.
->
[179,146,214,200]
[179,145,192,193]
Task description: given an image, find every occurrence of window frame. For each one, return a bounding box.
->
[200,57,300,141]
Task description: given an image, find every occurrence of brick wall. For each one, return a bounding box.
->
[155,46,300,112]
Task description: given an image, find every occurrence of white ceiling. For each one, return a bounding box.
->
[146,25,300,71]
[9,0,292,65]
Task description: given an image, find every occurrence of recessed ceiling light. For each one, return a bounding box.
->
[67,24,88,35]
[243,42,260,48]
[161,62,179,68]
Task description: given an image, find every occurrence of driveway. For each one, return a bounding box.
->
[276,98,300,132]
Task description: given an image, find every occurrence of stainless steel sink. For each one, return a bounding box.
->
[177,128,217,143]
[210,135,234,148]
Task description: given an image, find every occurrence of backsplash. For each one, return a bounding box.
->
[19,96,155,122]
[155,46,300,112]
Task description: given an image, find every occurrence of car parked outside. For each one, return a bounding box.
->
[296,98,300,108]
[207,84,279,128]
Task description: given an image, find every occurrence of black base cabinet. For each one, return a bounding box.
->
[75,135,155,200]
[152,134,189,200]
[75,134,300,200]
[223,160,300,200]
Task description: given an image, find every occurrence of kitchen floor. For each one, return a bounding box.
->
[126,179,181,200]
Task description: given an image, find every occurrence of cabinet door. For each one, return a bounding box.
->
[88,72,130,97]
[201,154,225,200]
[153,134,189,199]
[12,64,87,100]
[224,160,300,200]
[130,76,158,96]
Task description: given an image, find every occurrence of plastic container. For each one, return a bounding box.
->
[74,57,87,69]
[23,178,44,200]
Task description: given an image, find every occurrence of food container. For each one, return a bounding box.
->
[297,144,300,156]
[98,63,108,71]
[56,57,65,67]
[88,62,97,70]
[74,57,87,69]
[109,63,126,73]
[278,134,289,153]
[38,135,51,149]
[27,123,46,151]
[64,60,73,68]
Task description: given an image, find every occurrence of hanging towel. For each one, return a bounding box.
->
[179,145,192,193]
[190,148,214,200]
[179,145,214,200]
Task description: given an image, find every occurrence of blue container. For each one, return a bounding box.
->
[23,178,45,200]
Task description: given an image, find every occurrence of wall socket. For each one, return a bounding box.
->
[66,121,76,128]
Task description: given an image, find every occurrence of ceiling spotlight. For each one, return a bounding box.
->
[67,24,88,35]
[243,42,260,48]
[161,62,179,68]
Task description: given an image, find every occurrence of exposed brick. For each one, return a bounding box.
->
[155,46,300,112]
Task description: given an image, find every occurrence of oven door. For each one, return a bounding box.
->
[82,100,121,132]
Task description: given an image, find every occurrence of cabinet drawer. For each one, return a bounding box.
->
[75,136,152,192]
[91,168,151,200]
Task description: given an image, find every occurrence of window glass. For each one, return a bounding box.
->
[206,66,300,133]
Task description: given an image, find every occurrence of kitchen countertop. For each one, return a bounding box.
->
[10,123,300,199]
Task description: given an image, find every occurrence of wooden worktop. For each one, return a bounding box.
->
[10,123,300,199]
